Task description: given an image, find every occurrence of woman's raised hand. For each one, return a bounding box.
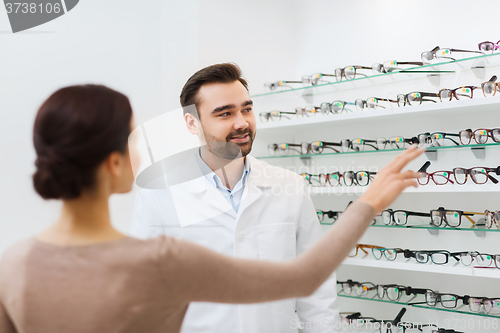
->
[358,145,426,214]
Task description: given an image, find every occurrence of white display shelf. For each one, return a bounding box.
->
[308,183,499,195]
[257,96,500,131]
[342,258,500,279]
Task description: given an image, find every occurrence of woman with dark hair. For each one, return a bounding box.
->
[0,84,424,333]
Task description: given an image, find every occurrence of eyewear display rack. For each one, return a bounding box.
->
[252,53,500,331]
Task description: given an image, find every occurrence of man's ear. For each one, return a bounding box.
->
[185,113,200,135]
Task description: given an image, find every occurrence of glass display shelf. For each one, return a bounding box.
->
[257,143,500,160]
[256,96,500,131]
[337,294,500,319]
[320,223,500,233]
[308,183,499,195]
[340,258,500,278]
[251,52,500,98]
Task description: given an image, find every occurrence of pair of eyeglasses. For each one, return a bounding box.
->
[334,65,372,81]
[417,132,460,147]
[355,97,397,111]
[468,297,500,314]
[377,284,428,301]
[381,209,430,226]
[424,291,469,309]
[303,171,377,187]
[301,73,336,86]
[430,207,484,228]
[403,249,459,265]
[441,76,500,101]
[478,40,500,54]
[349,244,384,258]
[396,92,440,107]
[452,251,500,268]
[377,284,408,301]
[341,138,379,152]
[438,86,480,101]
[485,209,500,229]
[259,110,296,122]
[372,60,424,74]
[480,75,500,97]
[421,46,482,63]
[372,247,404,261]
[372,248,457,265]
[267,141,341,156]
[374,137,420,150]
[338,280,377,296]
[320,100,355,114]
[459,128,500,145]
[295,106,321,117]
[418,167,500,186]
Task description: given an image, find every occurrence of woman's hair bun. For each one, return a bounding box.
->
[32,84,133,200]
[33,149,90,200]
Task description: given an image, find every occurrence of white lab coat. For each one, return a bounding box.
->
[130,154,342,333]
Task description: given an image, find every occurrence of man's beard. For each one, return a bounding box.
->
[203,128,255,160]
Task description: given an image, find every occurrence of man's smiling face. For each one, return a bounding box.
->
[195,80,256,159]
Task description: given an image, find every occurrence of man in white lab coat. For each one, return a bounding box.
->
[130,63,342,333]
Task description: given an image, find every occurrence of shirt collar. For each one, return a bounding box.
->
[195,149,251,190]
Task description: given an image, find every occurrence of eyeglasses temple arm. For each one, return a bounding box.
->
[444,136,460,146]
[397,61,424,66]
[450,252,463,261]
[392,307,407,325]
[462,214,477,226]
[450,48,482,54]
[418,161,431,173]
[406,288,428,295]
[322,141,342,147]
[487,174,499,184]
[379,98,398,103]
[421,92,440,97]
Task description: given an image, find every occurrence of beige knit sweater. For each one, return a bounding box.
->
[0,201,374,333]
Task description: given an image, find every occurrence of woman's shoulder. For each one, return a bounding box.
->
[0,236,172,270]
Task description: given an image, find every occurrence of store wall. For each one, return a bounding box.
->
[0,0,299,254]
[291,0,500,82]
[0,0,166,253]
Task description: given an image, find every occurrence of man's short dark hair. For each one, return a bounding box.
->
[180,63,248,118]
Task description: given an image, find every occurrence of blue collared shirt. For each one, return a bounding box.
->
[196,151,251,213]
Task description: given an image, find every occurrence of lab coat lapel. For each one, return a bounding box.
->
[237,156,271,217]
[202,181,237,219]
[169,153,237,227]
